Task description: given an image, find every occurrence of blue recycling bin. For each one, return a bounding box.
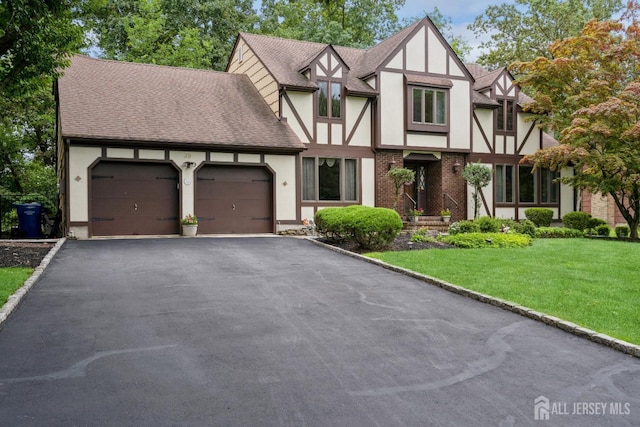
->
[14,203,42,238]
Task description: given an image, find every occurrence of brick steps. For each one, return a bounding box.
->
[403,216,451,232]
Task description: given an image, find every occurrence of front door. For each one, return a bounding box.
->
[405,163,427,215]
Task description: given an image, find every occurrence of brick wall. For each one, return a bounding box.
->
[441,153,466,222]
[375,151,405,213]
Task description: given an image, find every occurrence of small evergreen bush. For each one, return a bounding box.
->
[513,219,537,238]
[562,211,592,231]
[448,220,480,235]
[595,224,611,236]
[314,205,402,250]
[475,216,501,233]
[615,225,630,238]
[535,227,584,238]
[587,217,608,230]
[438,232,532,248]
[524,208,554,227]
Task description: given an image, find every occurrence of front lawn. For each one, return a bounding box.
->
[367,239,640,345]
[0,268,33,306]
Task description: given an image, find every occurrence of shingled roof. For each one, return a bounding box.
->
[57,55,305,151]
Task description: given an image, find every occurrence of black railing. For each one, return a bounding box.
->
[0,193,60,238]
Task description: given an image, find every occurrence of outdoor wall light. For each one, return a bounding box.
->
[453,160,461,174]
[388,159,397,170]
[183,161,197,169]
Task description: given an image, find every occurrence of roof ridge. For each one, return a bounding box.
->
[72,54,235,76]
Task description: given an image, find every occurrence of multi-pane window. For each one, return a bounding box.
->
[496,99,514,132]
[519,165,536,203]
[495,165,514,203]
[318,81,341,118]
[541,169,559,203]
[412,88,446,125]
[303,157,357,201]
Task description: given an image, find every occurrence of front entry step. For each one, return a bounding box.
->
[403,216,451,232]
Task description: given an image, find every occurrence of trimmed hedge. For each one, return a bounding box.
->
[438,232,532,248]
[535,227,584,238]
[615,225,630,238]
[314,205,402,250]
[562,211,592,231]
[595,224,611,236]
[524,208,554,227]
[448,220,480,235]
[475,216,501,233]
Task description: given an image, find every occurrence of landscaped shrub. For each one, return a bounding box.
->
[410,228,436,243]
[535,227,584,238]
[475,216,501,233]
[595,224,611,236]
[314,206,358,242]
[314,205,402,250]
[615,225,630,238]
[562,211,592,231]
[438,232,532,248]
[524,208,554,227]
[448,220,480,235]
[513,219,537,238]
[587,217,608,230]
[351,207,403,250]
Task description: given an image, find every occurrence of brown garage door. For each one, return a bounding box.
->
[195,165,273,234]
[91,162,179,236]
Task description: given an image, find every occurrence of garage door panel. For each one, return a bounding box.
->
[195,165,273,234]
[91,162,179,236]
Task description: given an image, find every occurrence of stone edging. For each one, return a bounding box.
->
[0,238,66,328]
[307,238,640,359]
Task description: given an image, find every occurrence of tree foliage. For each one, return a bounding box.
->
[1,0,82,201]
[462,163,492,219]
[257,0,405,48]
[515,5,640,239]
[469,0,624,69]
[386,167,415,210]
[0,0,84,94]
[82,0,257,70]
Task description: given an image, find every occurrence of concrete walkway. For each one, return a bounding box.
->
[0,237,638,426]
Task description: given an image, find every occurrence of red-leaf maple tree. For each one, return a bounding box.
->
[512,2,640,239]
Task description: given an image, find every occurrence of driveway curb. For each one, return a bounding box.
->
[307,237,640,359]
[0,238,66,328]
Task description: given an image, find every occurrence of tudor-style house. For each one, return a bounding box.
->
[56,17,576,238]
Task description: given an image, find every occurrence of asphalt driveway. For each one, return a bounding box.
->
[0,237,638,426]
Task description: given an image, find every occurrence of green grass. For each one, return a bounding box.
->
[367,239,640,345]
[0,268,33,306]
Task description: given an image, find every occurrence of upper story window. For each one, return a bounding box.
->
[412,88,446,126]
[496,99,515,133]
[405,76,451,133]
[318,81,341,119]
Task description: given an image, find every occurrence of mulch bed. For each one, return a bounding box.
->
[0,242,55,268]
[321,232,453,254]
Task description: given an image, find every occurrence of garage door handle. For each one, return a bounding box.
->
[134,203,138,211]
[232,204,236,211]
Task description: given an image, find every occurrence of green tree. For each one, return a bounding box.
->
[83,0,257,70]
[1,0,82,201]
[469,0,623,69]
[0,0,84,93]
[514,6,640,239]
[404,7,471,60]
[258,0,405,48]
[386,167,415,210]
[463,163,492,219]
